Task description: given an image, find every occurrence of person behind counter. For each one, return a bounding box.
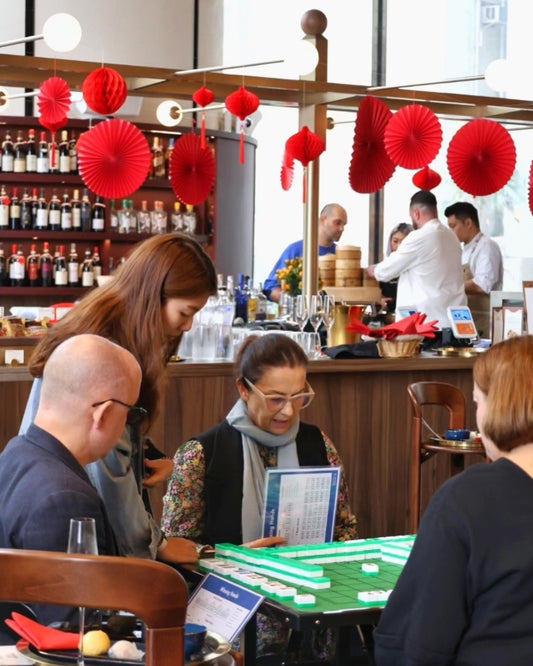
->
[379,222,413,315]
[0,334,141,626]
[263,203,348,302]
[374,335,533,665]
[19,233,218,565]
[162,332,357,661]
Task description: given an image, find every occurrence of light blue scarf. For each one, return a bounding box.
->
[226,399,300,542]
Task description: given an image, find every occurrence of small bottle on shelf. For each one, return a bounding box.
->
[58,130,70,174]
[49,133,58,173]
[92,246,102,284]
[9,187,21,230]
[69,131,78,174]
[137,200,151,233]
[60,190,72,231]
[80,188,92,232]
[91,196,106,232]
[71,189,81,231]
[9,244,25,287]
[0,186,9,230]
[171,201,184,231]
[151,200,168,234]
[20,188,32,230]
[81,249,94,287]
[184,204,197,234]
[26,129,37,173]
[67,242,79,286]
[128,200,138,232]
[35,188,48,230]
[151,136,165,179]
[1,130,14,173]
[0,243,7,286]
[164,137,175,177]
[40,242,53,287]
[36,131,49,174]
[54,245,68,286]
[27,244,40,287]
[13,131,26,173]
[109,199,119,231]
[118,199,131,234]
[30,187,39,228]
[48,189,61,231]
[256,282,267,321]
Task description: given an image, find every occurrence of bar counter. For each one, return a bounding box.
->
[0,352,483,538]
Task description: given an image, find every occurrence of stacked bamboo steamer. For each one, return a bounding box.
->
[318,254,336,287]
[334,245,362,287]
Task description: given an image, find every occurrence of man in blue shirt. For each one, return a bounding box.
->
[263,203,348,301]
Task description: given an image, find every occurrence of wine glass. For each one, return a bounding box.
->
[67,518,98,666]
[321,295,336,345]
[308,294,324,332]
[293,294,309,331]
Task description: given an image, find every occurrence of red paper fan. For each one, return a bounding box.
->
[77,119,151,199]
[285,126,325,202]
[529,162,533,216]
[349,95,396,193]
[82,67,128,116]
[169,133,216,206]
[412,165,442,190]
[225,86,260,164]
[447,119,516,196]
[281,150,295,191]
[37,77,71,125]
[384,104,442,169]
[192,86,216,149]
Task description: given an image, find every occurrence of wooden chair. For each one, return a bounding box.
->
[0,549,188,666]
[408,381,486,533]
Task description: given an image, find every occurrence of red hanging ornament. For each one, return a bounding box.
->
[384,104,443,169]
[192,86,215,149]
[37,77,71,126]
[169,133,216,206]
[82,67,128,116]
[280,149,295,191]
[285,126,326,202]
[225,86,260,164]
[412,165,442,190]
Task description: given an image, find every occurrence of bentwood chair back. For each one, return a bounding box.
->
[407,381,485,533]
[0,549,188,666]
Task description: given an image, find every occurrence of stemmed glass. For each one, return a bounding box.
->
[321,295,336,345]
[308,294,324,332]
[293,294,309,331]
[67,518,98,666]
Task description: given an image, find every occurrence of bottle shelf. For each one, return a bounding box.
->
[0,172,84,186]
[0,230,150,242]
[0,286,92,296]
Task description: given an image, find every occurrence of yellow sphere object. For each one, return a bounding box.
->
[82,630,111,657]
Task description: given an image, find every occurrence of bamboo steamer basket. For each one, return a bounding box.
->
[335,276,362,287]
[336,245,361,260]
[335,259,360,270]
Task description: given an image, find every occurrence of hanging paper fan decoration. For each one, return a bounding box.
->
[169,133,216,206]
[82,67,128,116]
[225,86,260,164]
[77,119,151,199]
[349,95,395,193]
[529,162,533,216]
[447,119,516,197]
[280,149,295,191]
[192,86,215,149]
[285,125,326,202]
[412,165,442,190]
[37,77,71,125]
[384,104,442,169]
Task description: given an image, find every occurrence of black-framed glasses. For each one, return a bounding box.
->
[91,398,148,426]
[243,377,315,412]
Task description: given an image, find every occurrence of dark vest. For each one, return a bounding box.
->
[197,420,328,546]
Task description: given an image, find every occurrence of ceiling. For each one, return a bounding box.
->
[2,53,533,127]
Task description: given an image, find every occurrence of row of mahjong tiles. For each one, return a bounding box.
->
[198,535,415,612]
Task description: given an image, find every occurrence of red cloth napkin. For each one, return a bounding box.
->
[5,612,79,650]
[346,312,439,339]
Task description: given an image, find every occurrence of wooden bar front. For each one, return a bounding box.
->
[0,354,482,539]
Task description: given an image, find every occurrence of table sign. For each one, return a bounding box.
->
[186,573,263,643]
[262,466,340,545]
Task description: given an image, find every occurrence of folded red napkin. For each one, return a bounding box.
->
[346,312,439,340]
[5,612,79,651]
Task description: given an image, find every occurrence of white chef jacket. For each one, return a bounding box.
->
[374,219,467,329]
[462,232,503,294]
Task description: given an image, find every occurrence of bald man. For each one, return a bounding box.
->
[0,334,141,567]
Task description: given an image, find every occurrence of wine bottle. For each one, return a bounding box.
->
[48,189,60,231]
[0,243,7,286]
[9,244,25,287]
[27,244,40,287]
[109,199,118,231]
[35,188,48,230]
[26,129,37,173]
[20,188,32,230]
[71,189,81,231]
[9,187,21,230]
[69,131,78,174]
[58,130,70,174]
[67,242,79,286]
[54,245,68,286]
[36,131,49,173]
[80,188,92,232]
[92,246,102,284]
[1,130,14,173]
[81,249,94,287]
[60,190,72,231]
[13,131,26,173]
[91,196,106,232]
[49,133,58,173]
[30,187,39,228]
[40,242,53,287]
[0,186,9,230]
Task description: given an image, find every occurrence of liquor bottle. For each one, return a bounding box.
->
[60,190,72,231]
[164,137,175,177]
[137,200,151,233]
[48,189,61,231]
[184,204,197,234]
[234,274,249,324]
[0,243,7,286]
[91,196,106,232]
[118,199,130,234]
[171,201,184,231]
[0,186,9,230]
[71,189,81,230]
[67,242,79,286]
[35,188,48,230]
[80,188,92,232]
[92,246,102,284]
[20,188,32,230]
[128,200,138,232]
[58,130,70,174]
[26,129,37,172]
[81,249,94,287]
[54,245,68,286]
[151,136,165,178]
[36,131,49,173]
[13,131,26,173]
[40,242,53,287]
[1,130,14,172]
[48,133,58,173]
[109,199,118,231]
[246,279,258,323]
[26,244,40,287]
[256,282,268,321]
[9,244,25,287]
[69,131,78,173]
[30,187,39,228]
[9,187,21,230]
[151,200,167,234]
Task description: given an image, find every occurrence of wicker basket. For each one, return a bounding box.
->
[377,338,422,358]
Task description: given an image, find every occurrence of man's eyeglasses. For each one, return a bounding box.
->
[91,398,148,426]
[243,377,315,412]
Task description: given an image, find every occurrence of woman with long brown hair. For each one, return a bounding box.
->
[20,233,217,563]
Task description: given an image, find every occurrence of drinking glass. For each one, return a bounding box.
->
[293,294,309,331]
[308,294,324,332]
[321,295,336,344]
[67,518,98,666]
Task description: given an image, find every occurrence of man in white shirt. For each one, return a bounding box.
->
[444,201,503,337]
[367,190,467,330]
